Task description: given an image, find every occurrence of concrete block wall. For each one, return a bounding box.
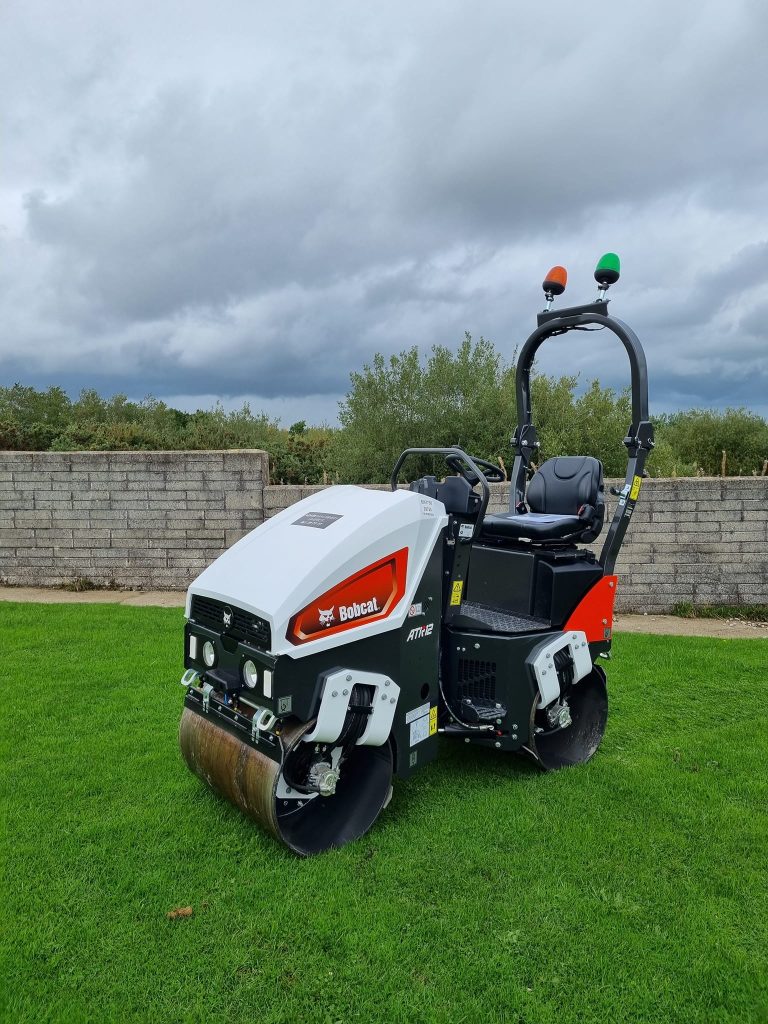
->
[264,477,768,612]
[263,482,391,519]
[601,477,768,611]
[0,451,267,589]
[0,450,765,610]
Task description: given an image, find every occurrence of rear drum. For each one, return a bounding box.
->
[528,665,608,771]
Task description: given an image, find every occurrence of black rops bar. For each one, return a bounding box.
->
[510,300,654,575]
[516,304,649,427]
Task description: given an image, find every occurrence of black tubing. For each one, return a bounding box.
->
[515,312,649,429]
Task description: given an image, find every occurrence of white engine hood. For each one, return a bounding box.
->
[187,485,448,657]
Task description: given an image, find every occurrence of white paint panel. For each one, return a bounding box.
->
[527,631,592,708]
[187,486,448,658]
[301,668,400,747]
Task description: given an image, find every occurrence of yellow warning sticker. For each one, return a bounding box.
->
[429,706,437,735]
[629,475,642,500]
[450,580,464,606]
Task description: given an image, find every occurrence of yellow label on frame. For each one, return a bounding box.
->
[629,475,642,500]
[429,706,438,735]
[450,580,464,606]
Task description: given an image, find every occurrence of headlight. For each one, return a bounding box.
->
[202,640,216,667]
[243,660,259,689]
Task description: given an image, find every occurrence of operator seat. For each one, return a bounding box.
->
[481,456,605,544]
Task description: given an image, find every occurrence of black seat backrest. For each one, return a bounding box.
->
[527,456,604,517]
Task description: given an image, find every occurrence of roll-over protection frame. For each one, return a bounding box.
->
[511,299,654,574]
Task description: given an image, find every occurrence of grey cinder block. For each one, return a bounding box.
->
[1,460,765,602]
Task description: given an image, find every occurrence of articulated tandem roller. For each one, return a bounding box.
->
[176,252,653,856]
[179,707,394,856]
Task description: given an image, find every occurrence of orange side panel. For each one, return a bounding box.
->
[287,548,408,645]
[564,574,618,643]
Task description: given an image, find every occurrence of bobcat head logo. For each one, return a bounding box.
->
[222,607,233,628]
[318,607,335,627]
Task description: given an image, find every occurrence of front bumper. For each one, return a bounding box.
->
[184,620,278,708]
[181,672,283,763]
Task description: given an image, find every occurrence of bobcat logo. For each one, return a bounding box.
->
[222,607,233,628]
[318,607,335,627]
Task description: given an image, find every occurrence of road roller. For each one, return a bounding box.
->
[178,254,654,854]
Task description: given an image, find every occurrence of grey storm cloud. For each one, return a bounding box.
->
[1,0,767,423]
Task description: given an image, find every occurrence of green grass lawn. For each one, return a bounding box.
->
[2,603,767,1024]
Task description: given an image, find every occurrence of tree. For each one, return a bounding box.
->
[656,408,768,476]
[1,361,765,480]
[332,334,516,483]
[0,384,72,448]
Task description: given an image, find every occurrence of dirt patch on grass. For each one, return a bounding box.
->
[0,586,185,608]
[615,613,767,639]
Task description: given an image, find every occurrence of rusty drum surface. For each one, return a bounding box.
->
[179,708,393,856]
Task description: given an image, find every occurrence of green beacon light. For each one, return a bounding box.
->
[595,252,620,300]
[542,265,567,311]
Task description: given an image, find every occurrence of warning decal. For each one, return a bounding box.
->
[629,475,642,501]
[410,705,437,745]
[405,702,430,725]
[409,714,430,746]
[449,580,464,606]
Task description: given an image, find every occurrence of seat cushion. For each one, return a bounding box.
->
[481,511,586,542]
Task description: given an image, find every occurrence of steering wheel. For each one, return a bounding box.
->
[444,453,506,484]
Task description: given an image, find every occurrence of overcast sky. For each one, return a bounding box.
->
[2,0,767,424]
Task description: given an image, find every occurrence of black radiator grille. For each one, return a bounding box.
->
[190,595,271,650]
[457,659,497,702]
